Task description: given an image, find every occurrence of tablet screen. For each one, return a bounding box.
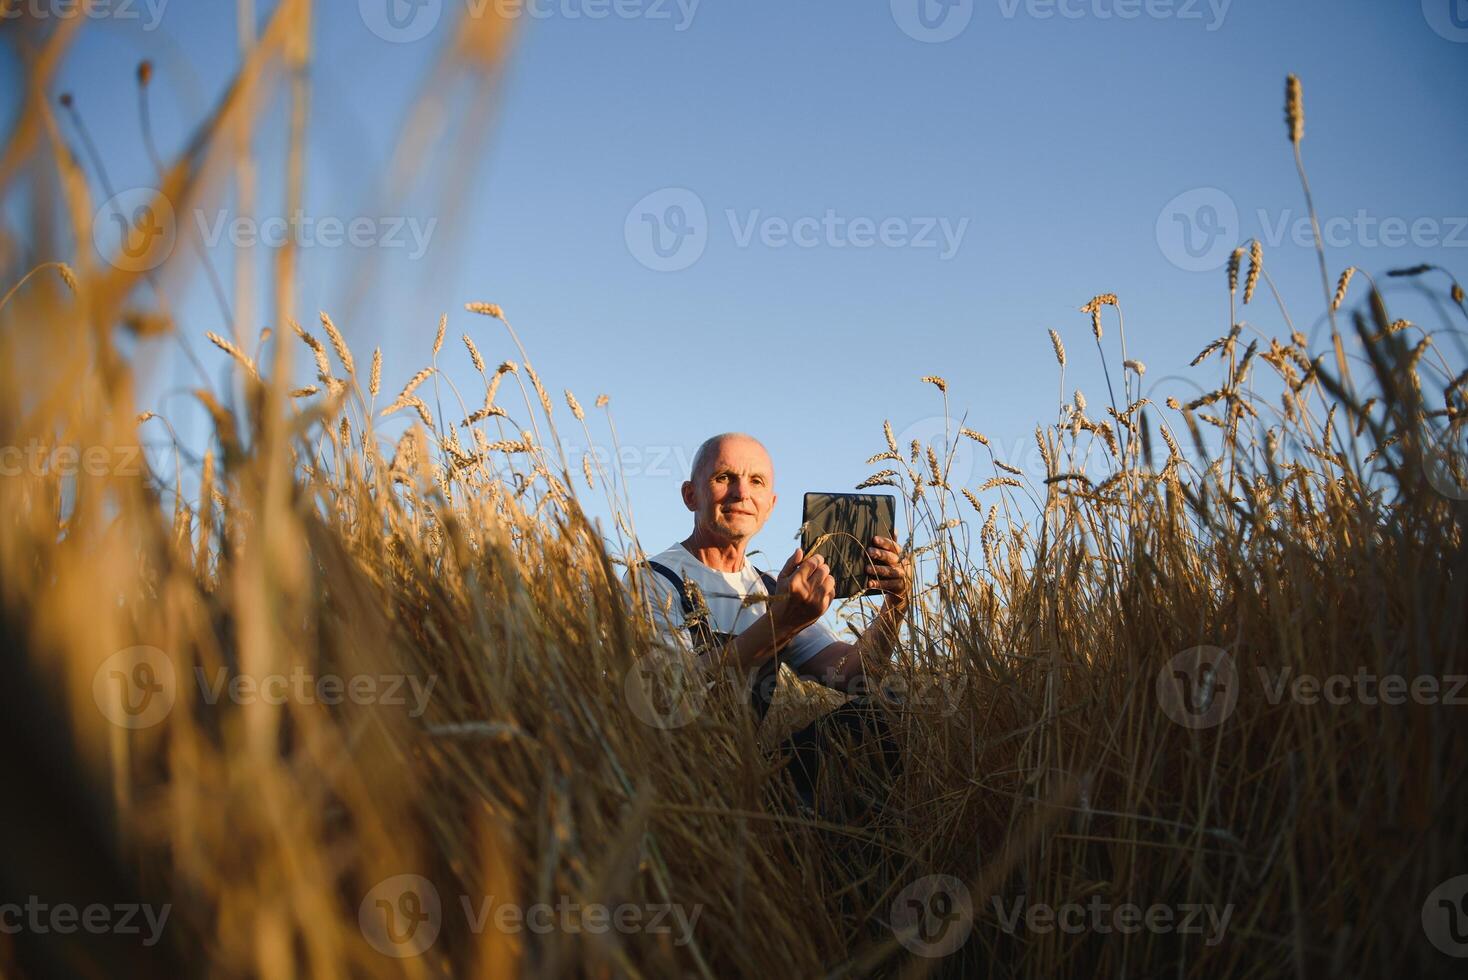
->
[800,492,898,599]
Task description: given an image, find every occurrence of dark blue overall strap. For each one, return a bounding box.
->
[643,560,785,722]
[751,569,782,720]
[643,560,692,613]
[642,560,716,650]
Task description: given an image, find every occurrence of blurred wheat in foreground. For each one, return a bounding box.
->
[1,19,1466,977]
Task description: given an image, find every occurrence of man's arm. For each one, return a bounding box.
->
[793,535,911,693]
[698,549,836,678]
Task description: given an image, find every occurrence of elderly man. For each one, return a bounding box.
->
[625,432,910,809]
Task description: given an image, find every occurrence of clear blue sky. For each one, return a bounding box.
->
[5,0,1467,564]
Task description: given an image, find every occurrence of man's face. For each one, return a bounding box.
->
[682,437,777,544]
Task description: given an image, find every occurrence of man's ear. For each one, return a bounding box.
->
[681,480,695,511]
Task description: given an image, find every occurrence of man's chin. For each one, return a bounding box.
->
[712,519,754,542]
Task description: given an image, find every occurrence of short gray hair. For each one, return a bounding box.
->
[689,432,765,482]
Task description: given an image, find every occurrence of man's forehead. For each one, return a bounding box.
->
[708,438,772,473]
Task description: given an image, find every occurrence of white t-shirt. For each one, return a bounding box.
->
[624,542,842,670]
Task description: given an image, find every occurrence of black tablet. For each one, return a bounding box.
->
[800,492,898,599]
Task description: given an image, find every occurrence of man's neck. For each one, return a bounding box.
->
[680,530,747,573]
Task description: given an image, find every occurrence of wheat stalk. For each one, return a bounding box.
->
[1048,329,1066,367]
[960,427,988,445]
[1331,267,1356,312]
[857,469,899,489]
[291,319,333,379]
[319,311,355,376]
[1243,240,1263,304]
[464,335,485,372]
[1286,73,1304,145]
[205,330,259,378]
[466,301,506,319]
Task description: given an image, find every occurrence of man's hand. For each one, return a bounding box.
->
[770,546,836,635]
[865,535,911,606]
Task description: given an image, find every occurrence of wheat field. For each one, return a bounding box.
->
[2,7,1466,978]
